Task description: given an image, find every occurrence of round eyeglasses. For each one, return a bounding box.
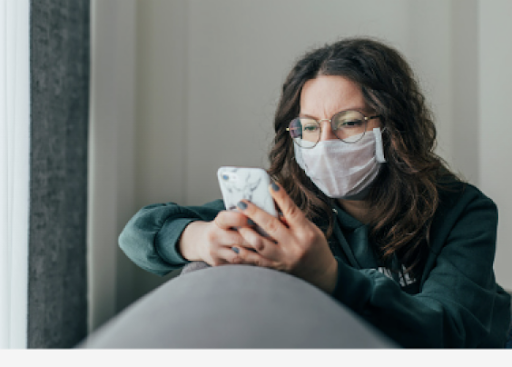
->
[286,110,381,148]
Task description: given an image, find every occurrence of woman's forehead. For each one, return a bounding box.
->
[299,75,369,117]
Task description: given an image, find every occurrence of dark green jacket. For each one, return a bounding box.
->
[119,181,511,348]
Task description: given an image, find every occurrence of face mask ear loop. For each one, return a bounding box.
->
[373,127,387,163]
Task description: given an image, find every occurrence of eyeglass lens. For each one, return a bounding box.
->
[289,110,368,148]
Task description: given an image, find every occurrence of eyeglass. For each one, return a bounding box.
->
[286,110,381,148]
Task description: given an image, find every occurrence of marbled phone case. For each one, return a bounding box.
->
[218,167,277,236]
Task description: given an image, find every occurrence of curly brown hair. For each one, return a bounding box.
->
[267,37,459,279]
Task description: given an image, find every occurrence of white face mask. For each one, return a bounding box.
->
[294,128,386,200]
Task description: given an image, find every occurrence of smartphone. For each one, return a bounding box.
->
[217,166,277,236]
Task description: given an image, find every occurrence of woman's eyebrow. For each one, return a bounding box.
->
[298,113,319,119]
[298,107,370,119]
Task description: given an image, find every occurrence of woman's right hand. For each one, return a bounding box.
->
[178,211,254,266]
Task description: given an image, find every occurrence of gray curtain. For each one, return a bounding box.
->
[28,0,90,348]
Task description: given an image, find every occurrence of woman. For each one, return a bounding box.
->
[119,38,511,347]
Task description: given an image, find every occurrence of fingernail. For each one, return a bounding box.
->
[231,247,239,254]
[247,218,256,226]
[271,181,280,191]
[237,201,247,210]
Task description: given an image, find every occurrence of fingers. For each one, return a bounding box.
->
[237,226,280,260]
[268,181,307,228]
[207,224,251,250]
[235,181,304,240]
[204,214,258,267]
[205,233,251,266]
[236,199,287,241]
[214,226,279,268]
[214,246,242,266]
[213,210,254,230]
[230,245,276,269]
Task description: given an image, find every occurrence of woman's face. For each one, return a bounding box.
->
[299,75,381,143]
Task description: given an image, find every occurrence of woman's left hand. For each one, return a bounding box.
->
[232,181,338,294]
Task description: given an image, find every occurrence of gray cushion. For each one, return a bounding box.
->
[78,265,396,348]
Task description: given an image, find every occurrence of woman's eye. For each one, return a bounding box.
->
[303,125,318,132]
[340,119,363,128]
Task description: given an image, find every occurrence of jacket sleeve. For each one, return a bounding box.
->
[331,187,511,347]
[118,199,225,276]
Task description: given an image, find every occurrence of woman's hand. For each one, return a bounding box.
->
[231,182,338,294]
[178,211,254,266]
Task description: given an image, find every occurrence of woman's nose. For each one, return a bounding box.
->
[319,120,339,141]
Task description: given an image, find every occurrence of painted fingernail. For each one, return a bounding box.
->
[231,247,239,254]
[237,201,247,210]
[271,181,280,191]
[247,218,256,226]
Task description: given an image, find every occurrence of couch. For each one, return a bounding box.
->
[78,264,396,348]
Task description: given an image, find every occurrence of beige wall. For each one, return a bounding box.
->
[89,0,512,332]
[88,0,138,332]
[478,0,512,292]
